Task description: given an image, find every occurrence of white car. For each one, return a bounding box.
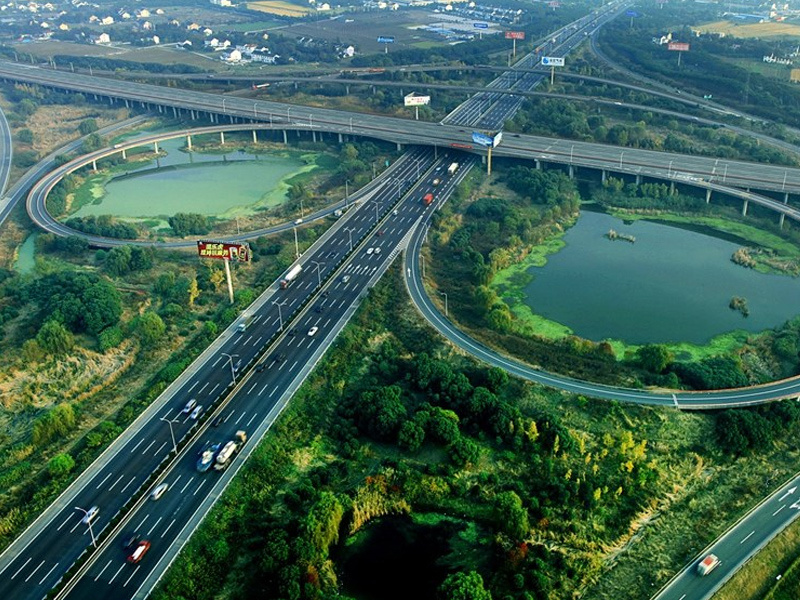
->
[374,247,381,254]
[150,483,169,501]
[308,326,319,336]
[81,506,99,524]
[366,248,374,255]
[182,399,197,414]
[190,406,203,420]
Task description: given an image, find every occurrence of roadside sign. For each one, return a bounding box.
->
[625,10,639,17]
[668,42,690,51]
[505,31,525,40]
[404,93,430,107]
[473,22,489,29]
[541,56,565,66]
[472,132,494,147]
[377,36,395,44]
[197,241,251,262]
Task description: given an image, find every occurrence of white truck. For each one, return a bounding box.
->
[280,264,303,289]
[447,162,459,176]
[214,431,247,471]
[697,554,720,576]
[237,314,254,333]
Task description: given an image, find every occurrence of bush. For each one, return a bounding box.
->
[48,453,75,479]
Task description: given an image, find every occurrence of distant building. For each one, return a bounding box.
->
[210,0,232,5]
[790,68,800,82]
[100,15,113,25]
[93,32,110,44]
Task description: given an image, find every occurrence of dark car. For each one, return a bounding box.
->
[315,305,324,313]
[122,533,139,550]
[288,328,297,336]
[256,361,266,372]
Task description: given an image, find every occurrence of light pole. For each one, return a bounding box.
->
[420,254,425,278]
[345,180,350,208]
[783,169,788,191]
[395,179,403,199]
[349,117,353,132]
[723,163,728,183]
[371,200,380,223]
[309,113,313,128]
[439,291,448,317]
[311,260,325,287]
[272,300,287,331]
[74,506,97,547]
[159,416,180,454]
[415,159,420,180]
[221,352,239,384]
[344,227,355,251]
[222,98,227,113]
[570,144,574,164]
[299,196,304,218]
[619,151,625,169]
[668,160,673,178]
[287,107,291,123]
[253,102,258,118]
[293,225,300,258]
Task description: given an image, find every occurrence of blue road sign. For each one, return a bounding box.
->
[473,22,489,29]
[377,36,395,44]
[472,132,494,147]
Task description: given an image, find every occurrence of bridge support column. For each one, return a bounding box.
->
[670,181,675,195]
[92,159,97,171]
[252,130,257,143]
[220,131,225,145]
[568,165,574,179]
[283,130,288,144]
[173,106,178,118]
[154,141,159,154]
[601,169,606,182]
[535,159,541,171]
[780,213,786,229]
[312,130,317,143]
[345,84,350,95]
[93,94,98,101]
[124,99,129,108]
[397,142,402,151]
[121,149,126,160]
[785,192,790,204]
[706,189,712,203]
[187,135,192,150]
[339,133,343,143]
[190,110,196,120]
[742,199,749,216]
[635,174,641,185]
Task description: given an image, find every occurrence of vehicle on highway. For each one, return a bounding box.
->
[294,218,303,225]
[214,431,247,471]
[280,264,303,289]
[127,540,151,564]
[422,193,434,206]
[256,361,266,372]
[190,405,203,420]
[182,399,197,414]
[366,247,374,255]
[121,533,139,550]
[81,506,99,525]
[374,247,381,254]
[697,554,720,575]
[150,483,169,500]
[233,359,242,373]
[196,442,221,472]
[308,326,319,336]
[237,314,254,333]
[341,275,351,283]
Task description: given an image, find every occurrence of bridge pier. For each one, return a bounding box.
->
[535,159,541,171]
[283,130,288,144]
[124,99,129,108]
[670,181,675,195]
[345,84,350,95]
[601,169,606,182]
[397,142,402,152]
[338,133,343,144]
[568,165,574,179]
[92,159,97,171]
[121,149,126,159]
[742,199,749,216]
[780,213,786,229]
[187,135,192,150]
[312,130,317,143]
[252,130,257,143]
[173,106,178,118]
[93,94,98,101]
[635,174,641,185]
[154,141,159,153]
[157,105,163,113]
[706,188,712,203]
[220,131,225,145]
[190,110,196,120]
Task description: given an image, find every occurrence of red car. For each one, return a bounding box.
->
[127,540,151,564]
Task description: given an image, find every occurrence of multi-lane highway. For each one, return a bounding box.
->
[0,106,11,200]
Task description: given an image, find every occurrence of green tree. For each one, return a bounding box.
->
[36,320,75,356]
[495,491,529,540]
[438,571,492,600]
[82,133,103,152]
[136,311,166,346]
[397,420,425,452]
[48,453,75,478]
[637,344,672,373]
[17,128,33,144]
[78,119,98,135]
[304,491,344,558]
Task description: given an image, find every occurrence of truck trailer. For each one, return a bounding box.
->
[214,431,247,471]
[280,264,303,289]
[447,162,459,175]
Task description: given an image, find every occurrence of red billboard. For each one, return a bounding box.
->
[197,240,251,262]
[505,31,526,40]
[668,42,690,51]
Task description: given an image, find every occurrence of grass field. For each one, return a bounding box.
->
[247,0,311,17]
[696,20,800,38]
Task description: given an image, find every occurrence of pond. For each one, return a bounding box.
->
[71,137,309,219]
[523,211,800,344]
[14,234,36,274]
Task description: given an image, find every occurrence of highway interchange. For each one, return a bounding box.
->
[2,2,800,599]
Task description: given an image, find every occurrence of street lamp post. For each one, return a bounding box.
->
[272,300,287,331]
[344,227,355,251]
[222,98,227,113]
[345,180,350,208]
[159,416,180,454]
[371,200,380,223]
[287,107,291,123]
[221,352,239,384]
[253,102,258,118]
[619,151,625,169]
[439,291,448,317]
[311,261,325,287]
[349,117,353,132]
[420,254,425,278]
[723,163,728,183]
[668,160,673,178]
[293,225,300,258]
[570,145,574,164]
[74,506,97,547]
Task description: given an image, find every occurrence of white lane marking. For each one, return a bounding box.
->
[269,387,279,398]
[187,380,199,393]
[259,382,270,396]
[209,383,220,396]
[339,299,347,308]
[295,340,305,350]
[141,440,157,455]
[235,411,247,425]
[773,504,786,516]
[146,516,162,537]
[109,474,124,490]
[123,565,139,587]
[740,530,755,544]
[56,514,73,531]
[180,478,193,494]
[161,519,177,538]
[324,319,331,327]
[107,564,125,585]
[291,360,299,371]
[69,519,83,534]
[95,472,113,489]
[94,560,112,582]
[24,560,44,582]
[129,438,145,453]
[211,356,222,368]
[193,479,207,496]
[678,596,686,600]
[136,514,149,531]
[248,381,259,394]
[171,474,182,488]
[255,336,263,347]
[11,557,32,579]
[39,562,59,585]
[154,441,168,455]
[198,382,209,394]
[246,413,259,427]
